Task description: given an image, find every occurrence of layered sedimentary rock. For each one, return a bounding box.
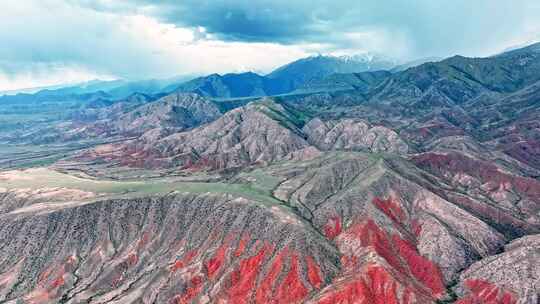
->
[2,151,538,303]
[0,193,339,303]
[68,93,221,140]
[75,99,312,170]
[304,118,408,154]
[74,100,413,172]
[410,151,540,241]
[455,234,540,304]
[111,92,221,135]
[271,152,538,303]
[273,153,506,286]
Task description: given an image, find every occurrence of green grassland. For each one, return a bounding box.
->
[0,167,284,205]
[0,143,103,170]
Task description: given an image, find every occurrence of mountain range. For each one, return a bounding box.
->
[0,43,539,303]
[0,53,401,102]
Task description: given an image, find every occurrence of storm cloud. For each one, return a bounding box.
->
[75,0,540,57]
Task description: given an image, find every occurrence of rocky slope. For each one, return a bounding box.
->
[0,92,221,145]
[55,93,221,143]
[1,43,540,303]
[110,93,221,136]
[455,234,539,304]
[272,153,505,280]
[70,93,157,122]
[267,54,398,93]
[74,99,412,172]
[2,151,537,303]
[75,99,312,170]
[304,118,408,154]
[269,151,538,303]
[372,43,540,106]
[411,151,540,232]
[0,192,338,303]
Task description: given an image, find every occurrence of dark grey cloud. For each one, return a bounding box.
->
[74,0,540,59]
[73,0,320,43]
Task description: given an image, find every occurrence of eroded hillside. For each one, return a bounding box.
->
[1,43,539,303]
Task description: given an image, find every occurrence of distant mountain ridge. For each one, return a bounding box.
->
[172,72,273,99]
[0,54,401,102]
[11,43,540,102]
[0,75,195,100]
[168,53,400,98]
[267,53,398,92]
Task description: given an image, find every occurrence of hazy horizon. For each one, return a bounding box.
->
[2,0,540,91]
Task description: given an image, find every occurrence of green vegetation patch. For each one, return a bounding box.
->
[0,168,281,205]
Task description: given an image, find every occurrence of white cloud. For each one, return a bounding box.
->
[116,14,309,77]
[0,0,309,90]
[0,64,115,91]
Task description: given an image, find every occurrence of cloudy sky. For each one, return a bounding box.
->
[1,0,540,90]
